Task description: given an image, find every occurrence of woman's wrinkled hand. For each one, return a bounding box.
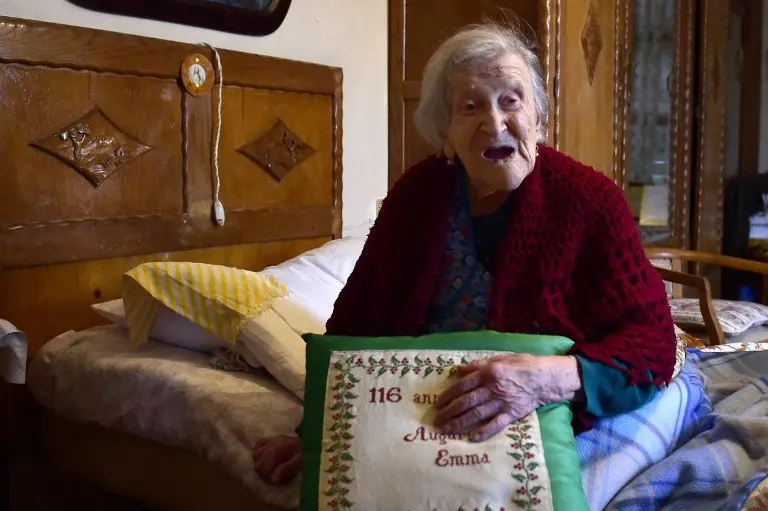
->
[252,435,302,485]
[434,354,581,442]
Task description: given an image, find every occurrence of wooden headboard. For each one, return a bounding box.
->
[0,17,343,355]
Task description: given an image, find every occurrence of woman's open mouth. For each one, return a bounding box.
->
[482,146,516,161]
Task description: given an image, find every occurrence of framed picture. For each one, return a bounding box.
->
[68,0,292,36]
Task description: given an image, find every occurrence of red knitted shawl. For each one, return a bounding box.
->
[327,145,676,386]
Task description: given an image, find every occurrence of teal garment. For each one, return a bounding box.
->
[575,356,658,417]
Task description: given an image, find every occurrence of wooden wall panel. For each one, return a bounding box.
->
[220,88,333,209]
[0,66,183,225]
[693,0,730,256]
[734,0,762,175]
[0,17,335,95]
[402,1,540,82]
[666,0,697,249]
[0,16,343,270]
[550,0,630,183]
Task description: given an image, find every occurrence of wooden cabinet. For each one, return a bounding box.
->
[619,0,728,254]
[388,0,730,253]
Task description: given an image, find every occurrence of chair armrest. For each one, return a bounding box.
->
[646,248,768,275]
[654,267,725,345]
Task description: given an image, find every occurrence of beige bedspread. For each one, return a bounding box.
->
[27,325,302,509]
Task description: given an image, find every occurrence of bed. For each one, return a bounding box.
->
[20,235,366,511]
[0,15,345,510]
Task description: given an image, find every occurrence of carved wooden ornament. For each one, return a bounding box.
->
[181,53,215,96]
[581,1,603,85]
[237,119,316,182]
[30,108,152,187]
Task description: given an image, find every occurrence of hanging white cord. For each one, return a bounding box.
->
[204,43,225,226]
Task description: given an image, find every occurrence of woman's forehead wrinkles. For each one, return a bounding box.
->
[454,74,525,93]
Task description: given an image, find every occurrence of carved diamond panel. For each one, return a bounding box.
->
[237,119,315,182]
[31,108,152,187]
[581,1,603,85]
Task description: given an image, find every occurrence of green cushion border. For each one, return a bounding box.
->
[537,405,589,510]
[300,331,579,510]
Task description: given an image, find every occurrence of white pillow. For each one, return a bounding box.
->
[91,292,327,386]
[91,300,262,367]
[238,308,307,399]
[289,236,366,283]
[271,295,326,336]
[261,236,366,326]
[91,299,129,328]
[236,237,366,397]
[94,238,365,397]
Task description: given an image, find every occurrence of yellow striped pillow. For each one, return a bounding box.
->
[122,262,287,346]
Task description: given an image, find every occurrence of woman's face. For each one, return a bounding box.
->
[446,52,540,196]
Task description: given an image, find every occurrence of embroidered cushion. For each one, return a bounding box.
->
[669,299,768,336]
[300,331,588,511]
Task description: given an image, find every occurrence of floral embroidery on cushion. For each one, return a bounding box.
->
[321,351,553,510]
[361,354,468,379]
[509,418,545,509]
[324,355,359,509]
[456,506,510,511]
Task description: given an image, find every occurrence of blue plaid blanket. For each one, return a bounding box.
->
[576,348,768,511]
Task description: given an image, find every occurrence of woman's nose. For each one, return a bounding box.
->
[480,107,507,136]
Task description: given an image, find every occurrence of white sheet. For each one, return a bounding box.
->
[27,325,302,508]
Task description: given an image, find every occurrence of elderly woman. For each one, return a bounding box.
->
[253,21,676,485]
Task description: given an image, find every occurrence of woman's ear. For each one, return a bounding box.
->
[442,143,456,165]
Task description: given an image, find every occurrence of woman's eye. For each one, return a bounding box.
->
[502,96,519,108]
[460,102,475,112]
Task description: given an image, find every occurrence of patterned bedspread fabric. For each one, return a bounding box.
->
[28,325,768,511]
[26,325,302,509]
[577,342,768,511]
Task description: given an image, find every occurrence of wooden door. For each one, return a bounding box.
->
[692,0,731,255]
[541,0,632,184]
[388,0,540,188]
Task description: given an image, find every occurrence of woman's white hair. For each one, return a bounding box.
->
[414,20,549,149]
